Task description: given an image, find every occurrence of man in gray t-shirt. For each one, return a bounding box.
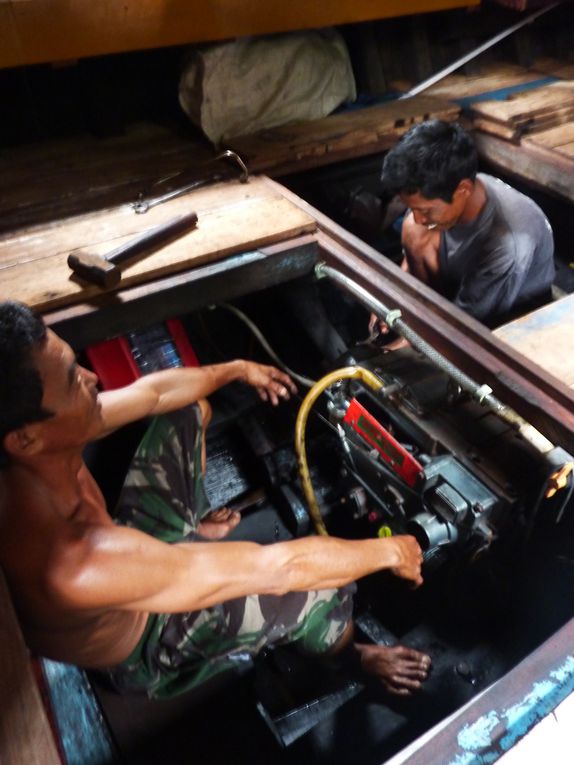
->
[377,120,555,330]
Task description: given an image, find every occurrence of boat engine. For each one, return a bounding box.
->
[299,346,550,567]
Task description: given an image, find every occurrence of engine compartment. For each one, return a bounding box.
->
[86,275,574,765]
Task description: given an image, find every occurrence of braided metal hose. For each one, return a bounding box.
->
[315,262,556,458]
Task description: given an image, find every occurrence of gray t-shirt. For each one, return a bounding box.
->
[439,173,555,325]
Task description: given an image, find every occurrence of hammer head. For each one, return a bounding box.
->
[67,251,121,289]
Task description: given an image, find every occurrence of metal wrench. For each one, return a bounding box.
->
[132,150,249,214]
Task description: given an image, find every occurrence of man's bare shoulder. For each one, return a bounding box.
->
[0,477,147,667]
[0,464,112,577]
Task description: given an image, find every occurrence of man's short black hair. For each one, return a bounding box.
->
[381,120,478,203]
[0,301,52,468]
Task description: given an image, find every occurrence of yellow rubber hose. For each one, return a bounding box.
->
[295,366,384,536]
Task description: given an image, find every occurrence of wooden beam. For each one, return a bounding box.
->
[228,96,460,176]
[0,0,479,70]
[494,294,574,389]
[0,570,62,765]
[471,82,574,128]
[0,126,214,235]
[46,237,319,348]
[474,131,574,204]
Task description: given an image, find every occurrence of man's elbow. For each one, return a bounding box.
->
[253,544,299,597]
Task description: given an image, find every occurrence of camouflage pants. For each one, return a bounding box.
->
[105,404,355,699]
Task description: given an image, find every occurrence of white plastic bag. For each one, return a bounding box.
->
[179,29,356,144]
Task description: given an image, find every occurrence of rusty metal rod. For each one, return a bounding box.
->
[400,1,562,100]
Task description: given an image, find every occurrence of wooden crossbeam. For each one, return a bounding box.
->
[0,570,61,765]
[227,95,460,175]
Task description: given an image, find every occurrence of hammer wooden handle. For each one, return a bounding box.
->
[68,211,198,288]
[104,211,198,265]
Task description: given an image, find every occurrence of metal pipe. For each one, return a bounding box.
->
[315,262,559,459]
[214,303,316,388]
[399,1,562,100]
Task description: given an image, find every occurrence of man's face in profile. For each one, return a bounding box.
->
[400,181,471,232]
[31,330,102,449]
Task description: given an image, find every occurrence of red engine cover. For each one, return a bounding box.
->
[343,397,423,488]
[85,318,199,391]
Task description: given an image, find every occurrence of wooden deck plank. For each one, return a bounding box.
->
[0,98,459,233]
[395,63,554,101]
[553,140,574,157]
[473,117,519,141]
[473,131,574,204]
[471,82,574,125]
[0,176,282,263]
[0,176,317,312]
[476,112,574,143]
[227,95,460,174]
[529,57,574,79]
[523,122,574,148]
[494,294,574,388]
[0,124,215,234]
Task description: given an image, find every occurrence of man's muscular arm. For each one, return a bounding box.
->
[97,360,296,436]
[368,213,441,345]
[401,212,441,284]
[47,525,423,614]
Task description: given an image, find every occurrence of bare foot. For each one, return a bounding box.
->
[355,643,431,696]
[197,508,241,540]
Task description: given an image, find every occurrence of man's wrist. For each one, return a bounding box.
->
[211,359,244,384]
[377,536,402,569]
[231,359,247,384]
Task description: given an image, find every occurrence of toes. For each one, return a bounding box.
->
[388,672,423,690]
[356,643,431,693]
[383,675,424,695]
[395,648,432,672]
[206,508,231,521]
[389,689,412,697]
[395,647,429,662]
[396,662,430,680]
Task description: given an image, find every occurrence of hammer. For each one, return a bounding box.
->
[67,211,198,289]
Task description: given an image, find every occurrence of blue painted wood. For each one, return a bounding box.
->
[40,660,116,765]
[455,76,559,108]
[396,617,574,765]
[496,294,574,343]
[494,294,574,387]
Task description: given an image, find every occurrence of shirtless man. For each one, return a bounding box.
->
[370,120,554,342]
[0,301,430,699]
